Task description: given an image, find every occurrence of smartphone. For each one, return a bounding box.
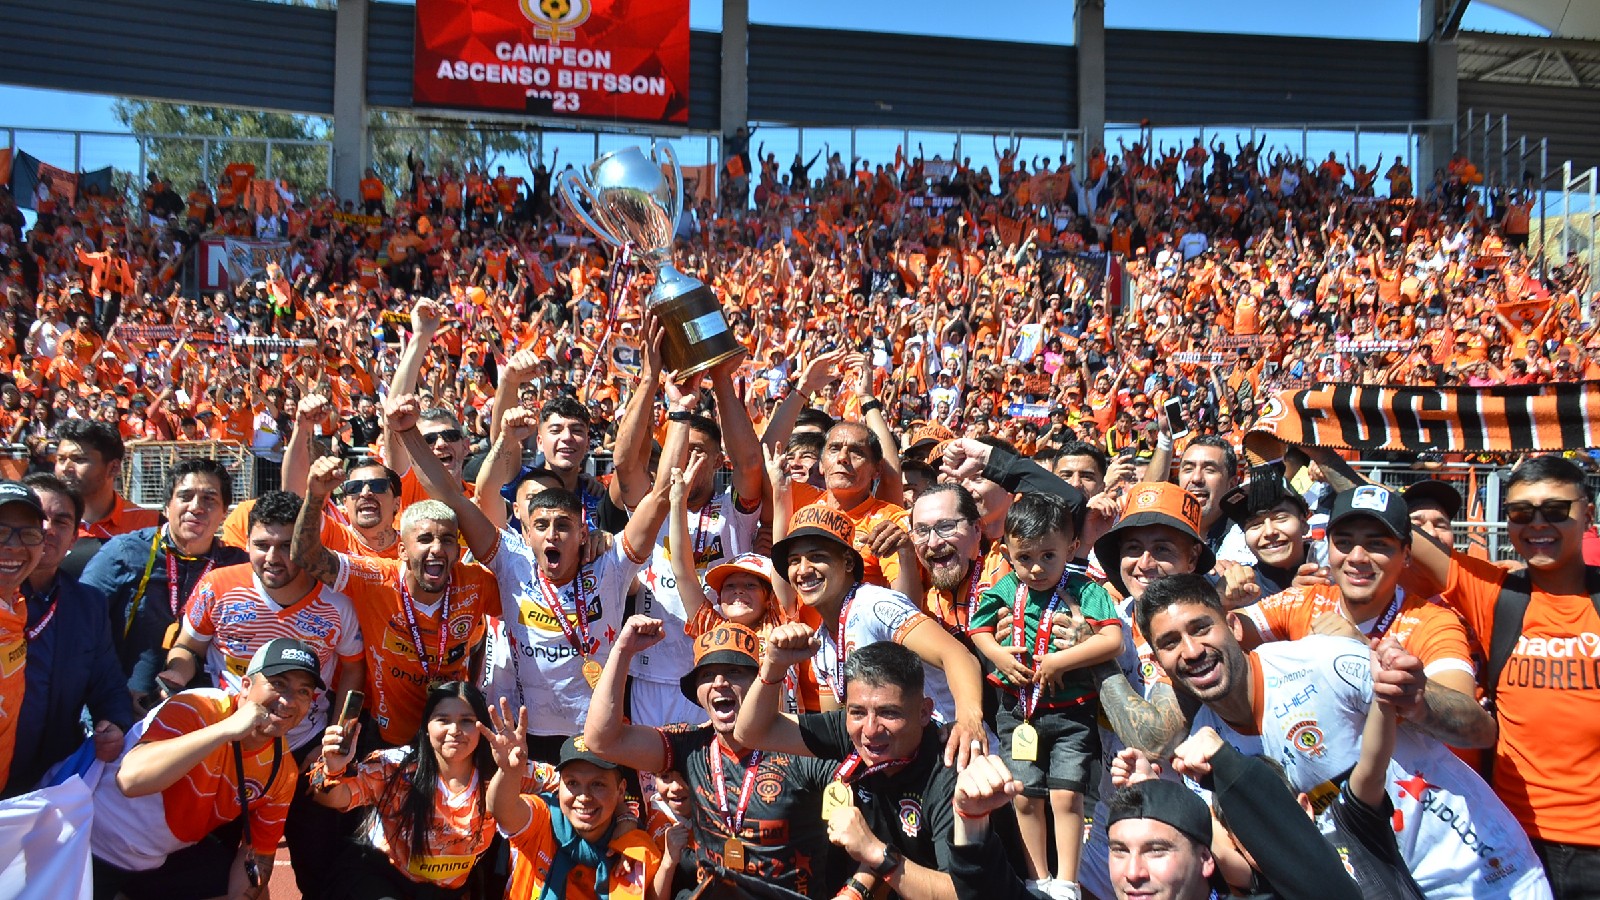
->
[336,690,364,755]
[1163,397,1190,439]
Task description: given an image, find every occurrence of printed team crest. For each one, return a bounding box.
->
[1287,720,1326,758]
[572,734,590,751]
[1351,485,1391,512]
[520,0,590,43]
[898,798,922,837]
[1133,488,1160,509]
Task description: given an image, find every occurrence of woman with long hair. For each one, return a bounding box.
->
[310,681,531,899]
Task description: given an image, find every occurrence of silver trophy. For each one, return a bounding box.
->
[558,143,742,377]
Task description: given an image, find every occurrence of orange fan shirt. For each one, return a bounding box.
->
[331,553,494,745]
[1238,582,1474,678]
[0,599,24,785]
[1440,553,1600,846]
[787,484,909,589]
[337,747,493,888]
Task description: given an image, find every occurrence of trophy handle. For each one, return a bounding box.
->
[556,170,621,249]
[653,141,684,226]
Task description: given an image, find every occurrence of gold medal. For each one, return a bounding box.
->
[822,780,852,821]
[582,659,602,688]
[724,837,746,872]
[162,621,180,650]
[1012,721,1039,762]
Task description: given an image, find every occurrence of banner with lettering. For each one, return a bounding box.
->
[222,239,291,284]
[413,0,690,124]
[1251,383,1600,452]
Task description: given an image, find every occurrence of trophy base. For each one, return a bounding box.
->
[652,283,744,377]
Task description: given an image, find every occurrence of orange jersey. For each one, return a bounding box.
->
[79,493,161,541]
[0,599,23,785]
[1239,583,1475,678]
[1440,553,1600,845]
[788,484,909,589]
[323,517,401,560]
[337,747,493,887]
[399,469,475,513]
[91,690,295,869]
[506,795,661,900]
[331,554,494,745]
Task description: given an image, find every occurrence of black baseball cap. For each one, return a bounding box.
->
[0,481,44,522]
[1401,479,1461,521]
[1328,485,1411,543]
[557,734,619,771]
[1108,779,1213,847]
[245,638,326,689]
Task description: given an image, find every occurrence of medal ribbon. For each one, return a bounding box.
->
[399,575,451,680]
[818,583,861,703]
[23,583,58,641]
[1013,577,1065,721]
[168,546,216,619]
[832,749,917,785]
[710,744,764,835]
[537,570,592,659]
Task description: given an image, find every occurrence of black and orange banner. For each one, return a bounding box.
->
[1251,383,1600,453]
[413,0,690,124]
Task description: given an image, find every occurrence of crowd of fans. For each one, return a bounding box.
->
[0,127,1593,900]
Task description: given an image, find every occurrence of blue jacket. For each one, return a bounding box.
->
[4,574,133,797]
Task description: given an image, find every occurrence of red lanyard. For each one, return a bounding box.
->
[399,577,451,680]
[1364,592,1404,638]
[818,584,860,703]
[943,566,983,635]
[833,749,916,785]
[168,550,216,619]
[710,743,763,834]
[23,584,58,641]
[1013,579,1064,720]
[537,570,591,655]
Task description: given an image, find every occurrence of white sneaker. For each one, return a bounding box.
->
[1046,880,1082,900]
[1025,878,1055,897]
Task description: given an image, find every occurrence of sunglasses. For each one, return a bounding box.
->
[340,477,393,497]
[1504,499,1580,526]
[422,429,465,445]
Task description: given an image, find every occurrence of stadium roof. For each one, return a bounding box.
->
[1481,0,1600,39]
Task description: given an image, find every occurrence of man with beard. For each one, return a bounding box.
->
[54,418,160,576]
[84,459,247,711]
[1138,574,1551,899]
[325,459,402,559]
[392,391,674,759]
[583,616,842,898]
[90,639,319,900]
[155,490,366,900]
[912,484,1007,643]
[1232,484,1495,750]
[5,475,131,797]
[293,456,495,749]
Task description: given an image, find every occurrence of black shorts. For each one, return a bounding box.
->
[995,694,1099,797]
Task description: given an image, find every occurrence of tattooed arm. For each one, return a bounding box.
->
[292,456,346,587]
[1092,663,1188,757]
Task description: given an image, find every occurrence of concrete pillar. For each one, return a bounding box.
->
[720,0,749,150]
[332,0,370,201]
[1423,37,1458,185]
[1075,0,1106,164]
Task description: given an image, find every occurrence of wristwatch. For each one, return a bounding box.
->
[869,844,905,879]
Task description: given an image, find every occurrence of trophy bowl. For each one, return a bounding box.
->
[558,143,744,377]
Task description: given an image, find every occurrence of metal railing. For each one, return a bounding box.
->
[118,441,257,509]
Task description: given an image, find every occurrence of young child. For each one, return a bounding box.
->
[668,461,785,637]
[969,491,1123,900]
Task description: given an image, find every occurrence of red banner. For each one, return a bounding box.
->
[413,0,690,125]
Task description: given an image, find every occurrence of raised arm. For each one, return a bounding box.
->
[709,351,764,503]
[380,298,443,473]
[610,313,666,509]
[666,462,713,623]
[489,349,543,444]
[387,393,501,561]
[474,407,537,529]
[292,457,347,587]
[733,622,819,755]
[898,619,986,768]
[582,616,672,772]
[282,393,333,497]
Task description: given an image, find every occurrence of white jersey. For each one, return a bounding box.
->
[811,583,956,723]
[1188,635,1550,900]
[483,528,646,737]
[630,485,759,684]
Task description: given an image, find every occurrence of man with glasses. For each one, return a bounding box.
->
[324,458,401,559]
[1400,455,1600,900]
[0,481,49,791]
[911,483,1007,647]
[84,459,247,712]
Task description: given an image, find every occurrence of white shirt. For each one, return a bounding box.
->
[1187,636,1551,900]
[483,528,645,736]
[630,485,760,684]
[811,583,956,723]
